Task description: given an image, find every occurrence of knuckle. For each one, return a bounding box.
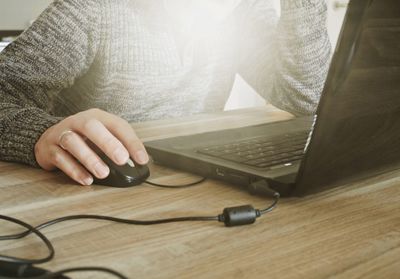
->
[127,138,144,150]
[88,108,102,115]
[70,169,84,181]
[64,114,76,123]
[60,131,76,147]
[64,115,79,129]
[82,117,99,131]
[96,135,121,153]
[103,136,120,149]
[51,151,63,166]
[84,155,100,168]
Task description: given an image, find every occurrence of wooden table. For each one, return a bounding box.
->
[1,105,399,279]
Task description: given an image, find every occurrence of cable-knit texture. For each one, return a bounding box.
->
[0,0,331,166]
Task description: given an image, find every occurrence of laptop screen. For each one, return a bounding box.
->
[296,0,400,194]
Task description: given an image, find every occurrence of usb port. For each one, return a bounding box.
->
[216,168,226,176]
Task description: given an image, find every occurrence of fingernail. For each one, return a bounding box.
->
[135,150,149,164]
[113,147,129,165]
[94,162,109,178]
[81,176,93,186]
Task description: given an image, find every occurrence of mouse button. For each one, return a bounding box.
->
[129,164,150,180]
[109,167,118,176]
[126,158,136,168]
[123,167,149,185]
[112,163,135,175]
[137,164,150,174]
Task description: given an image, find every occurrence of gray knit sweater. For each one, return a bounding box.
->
[0,0,331,166]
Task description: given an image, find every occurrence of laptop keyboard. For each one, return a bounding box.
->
[197,131,309,169]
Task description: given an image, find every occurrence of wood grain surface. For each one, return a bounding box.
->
[0,105,399,279]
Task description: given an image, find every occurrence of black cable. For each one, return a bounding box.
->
[0,217,127,279]
[1,190,279,242]
[144,177,281,215]
[259,192,280,215]
[0,180,280,278]
[0,194,279,242]
[0,214,219,242]
[0,214,219,278]
[0,177,209,242]
[145,177,207,188]
[0,215,54,265]
[20,267,128,279]
[0,265,128,279]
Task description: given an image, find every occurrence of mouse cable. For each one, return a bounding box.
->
[1,181,280,244]
[0,189,279,244]
[0,215,127,279]
[144,177,207,188]
[0,215,54,265]
[34,267,128,279]
[0,180,279,278]
[0,265,128,279]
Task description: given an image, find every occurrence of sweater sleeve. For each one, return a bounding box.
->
[0,0,100,166]
[235,0,331,116]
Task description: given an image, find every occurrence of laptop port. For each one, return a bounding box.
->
[216,168,226,176]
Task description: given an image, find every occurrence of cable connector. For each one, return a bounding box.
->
[218,205,260,227]
[218,180,280,227]
[248,180,279,197]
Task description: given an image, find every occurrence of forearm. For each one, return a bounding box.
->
[0,48,64,167]
[0,103,62,166]
[270,0,331,115]
[0,0,100,166]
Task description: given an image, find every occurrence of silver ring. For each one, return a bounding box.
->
[58,130,74,150]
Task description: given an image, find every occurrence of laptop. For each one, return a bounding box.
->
[145,0,400,196]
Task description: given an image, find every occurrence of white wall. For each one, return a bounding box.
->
[0,0,52,30]
[327,0,348,48]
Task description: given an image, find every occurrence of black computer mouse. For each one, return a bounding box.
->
[93,153,150,187]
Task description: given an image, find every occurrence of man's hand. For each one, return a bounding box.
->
[34,108,149,186]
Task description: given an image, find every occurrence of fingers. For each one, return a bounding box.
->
[49,145,94,186]
[103,115,149,165]
[73,118,130,165]
[58,130,110,179]
[35,108,150,187]
[70,109,149,165]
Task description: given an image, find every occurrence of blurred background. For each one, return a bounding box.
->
[0,0,349,110]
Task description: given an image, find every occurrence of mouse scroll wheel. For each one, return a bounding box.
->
[127,159,135,168]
